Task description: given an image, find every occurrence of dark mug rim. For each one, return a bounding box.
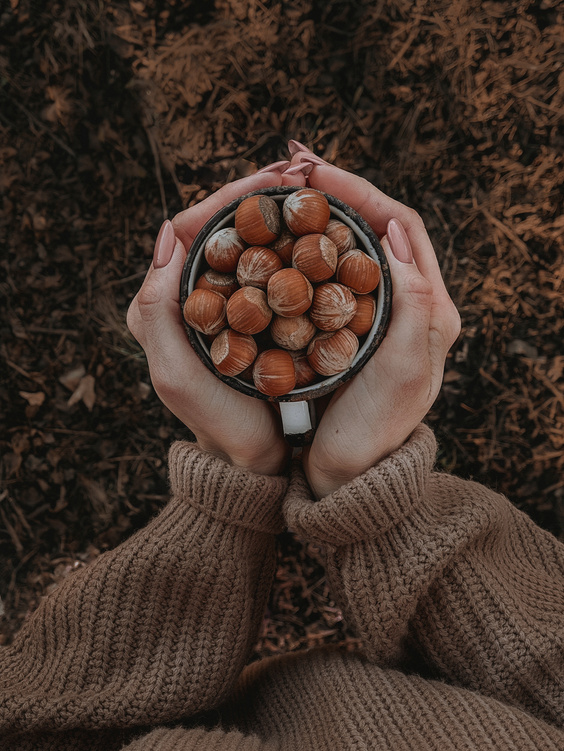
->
[180,185,392,402]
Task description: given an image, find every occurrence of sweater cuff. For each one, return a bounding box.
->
[168,442,288,534]
[283,424,437,548]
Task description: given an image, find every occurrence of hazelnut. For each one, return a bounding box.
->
[253,349,296,396]
[195,269,239,299]
[270,314,316,350]
[290,350,318,388]
[307,328,359,376]
[270,230,296,266]
[309,283,357,331]
[235,195,281,246]
[204,227,246,273]
[283,189,330,236]
[348,294,376,336]
[236,246,283,289]
[324,219,356,255]
[267,268,313,317]
[210,329,258,376]
[226,286,272,335]
[183,288,227,336]
[336,249,381,294]
[292,234,338,283]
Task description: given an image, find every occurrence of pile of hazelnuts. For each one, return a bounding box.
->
[183,189,380,397]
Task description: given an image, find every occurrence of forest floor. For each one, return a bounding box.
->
[1,0,562,655]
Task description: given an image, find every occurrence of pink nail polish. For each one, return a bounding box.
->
[299,154,328,167]
[387,219,414,264]
[256,160,290,174]
[288,139,313,156]
[282,163,313,176]
[153,220,176,269]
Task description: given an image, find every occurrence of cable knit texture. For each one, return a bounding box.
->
[1,429,564,750]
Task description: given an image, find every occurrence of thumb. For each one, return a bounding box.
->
[377,232,433,382]
[127,223,187,348]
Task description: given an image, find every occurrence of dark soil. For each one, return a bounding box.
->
[1,0,562,656]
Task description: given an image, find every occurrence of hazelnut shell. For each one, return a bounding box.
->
[283,189,330,236]
[307,328,359,376]
[235,194,281,245]
[226,286,272,335]
[253,349,297,396]
[336,249,381,294]
[292,234,338,283]
[309,283,357,331]
[183,288,227,336]
[267,267,313,317]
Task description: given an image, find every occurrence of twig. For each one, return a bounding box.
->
[145,126,168,220]
[11,100,76,158]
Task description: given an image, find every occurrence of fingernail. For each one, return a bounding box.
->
[387,218,414,264]
[153,220,176,269]
[299,154,328,167]
[288,139,313,156]
[256,160,290,174]
[282,163,314,176]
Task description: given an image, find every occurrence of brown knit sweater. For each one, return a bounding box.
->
[1,425,563,750]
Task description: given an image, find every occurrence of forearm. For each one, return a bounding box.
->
[0,442,287,743]
[284,425,564,726]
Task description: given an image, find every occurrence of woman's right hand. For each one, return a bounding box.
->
[127,168,307,477]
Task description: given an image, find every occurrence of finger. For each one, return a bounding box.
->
[293,156,447,295]
[376,236,434,381]
[288,139,315,157]
[172,171,284,250]
[127,237,187,348]
[280,162,310,187]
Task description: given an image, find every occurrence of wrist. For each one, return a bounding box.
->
[196,436,290,476]
[305,436,408,499]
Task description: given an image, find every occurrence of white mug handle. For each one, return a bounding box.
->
[279,400,316,446]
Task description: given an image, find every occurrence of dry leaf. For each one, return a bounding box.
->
[67,375,96,411]
[19,391,46,407]
[59,365,86,391]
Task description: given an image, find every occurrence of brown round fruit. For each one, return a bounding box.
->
[324,219,356,255]
[236,246,283,289]
[183,288,227,336]
[253,349,296,396]
[204,227,246,272]
[292,234,338,283]
[226,286,272,335]
[283,189,330,236]
[270,230,296,266]
[336,249,381,294]
[210,329,258,376]
[195,270,239,299]
[307,328,359,376]
[267,267,313,317]
[348,294,376,336]
[235,195,281,246]
[270,314,316,350]
[290,350,319,388]
[308,283,357,331]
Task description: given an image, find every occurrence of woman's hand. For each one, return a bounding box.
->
[127,167,306,476]
[287,143,461,498]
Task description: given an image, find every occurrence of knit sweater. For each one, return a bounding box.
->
[1,425,563,750]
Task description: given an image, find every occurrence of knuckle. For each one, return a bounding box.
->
[450,306,462,343]
[126,299,142,341]
[136,279,162,322]
[404,273,433,304]
[404,207,426,233]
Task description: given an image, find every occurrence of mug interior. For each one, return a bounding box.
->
[180,186,392,402]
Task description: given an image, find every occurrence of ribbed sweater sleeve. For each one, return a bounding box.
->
[0,442,287,750]
[283,424,564,728]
